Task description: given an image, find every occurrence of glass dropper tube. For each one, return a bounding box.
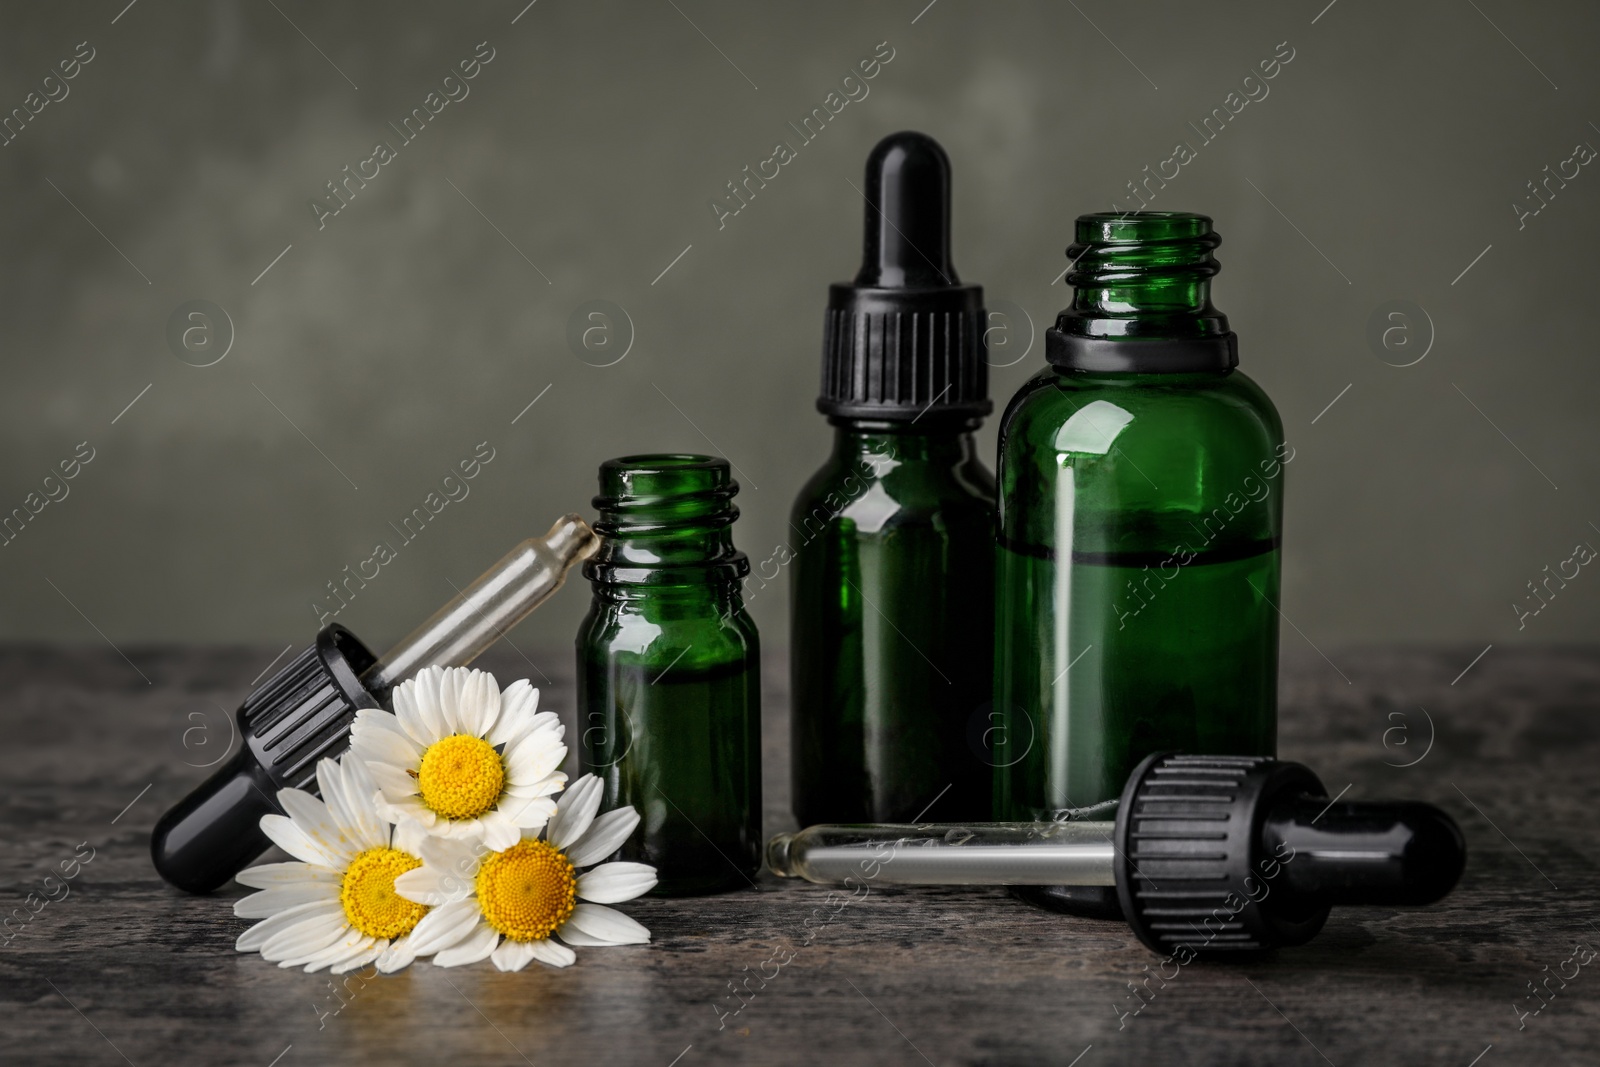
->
[767,822,1117,886]
[360,513,598,695]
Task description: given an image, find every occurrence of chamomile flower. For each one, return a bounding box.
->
[350,666,567,850]
[234,755,429,974]
[393,774,656,971]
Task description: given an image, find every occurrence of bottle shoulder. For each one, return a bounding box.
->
[578,591,758,663]
[993,365,1290,551]
[997,367,1283,456]
[792,439,995,531]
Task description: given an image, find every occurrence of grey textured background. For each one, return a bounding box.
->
[2,0,1596,664]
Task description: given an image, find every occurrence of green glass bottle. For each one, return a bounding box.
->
[992,212,1286,917]
[577,454,761,896]
[790,131,995,826]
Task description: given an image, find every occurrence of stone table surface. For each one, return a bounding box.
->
[1,642,1597,1067]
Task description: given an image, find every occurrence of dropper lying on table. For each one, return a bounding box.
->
[151,515,598,894]
[768,752,1466,955]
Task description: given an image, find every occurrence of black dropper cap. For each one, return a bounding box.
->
[150,625,381,894]
[819,131,990,423]
[1114,753,1466,954]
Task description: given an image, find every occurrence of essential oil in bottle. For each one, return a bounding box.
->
[577,454,761,896]
[991,212,1285,918]
[789,131,995,826]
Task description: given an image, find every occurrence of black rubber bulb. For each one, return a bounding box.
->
[855,131,958,289]
[1263,796,1467,907]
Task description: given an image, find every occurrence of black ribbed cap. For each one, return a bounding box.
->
[150,624,380,894]
[1114,753,1331,954]
[819,131,990,422]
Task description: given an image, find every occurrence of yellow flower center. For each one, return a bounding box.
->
[474,839,577,942]
[340,847,427,940]
[416,734,505,820]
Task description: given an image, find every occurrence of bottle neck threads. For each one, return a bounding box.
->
[1047,212,1237,374]
[585,454,749,585]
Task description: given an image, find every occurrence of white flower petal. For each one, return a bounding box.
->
[260,912,353,962]
[353,706,415,743]
[315,759,362,847]
[528,938,577,968]
[504,712,561,749]
[490,939,537,972]
[563,903,650,945]
[417,833,486,876]
[391,818,428,856]
[498,795,557,831]
[316,759,386,853]
[394,865,472,907]
[366,761,420,802]
[390,676,437,747]
[236,901,339,953]
[297,933,377,973]
[376,933,418,974]
[276,788,356,865]
[547,774,603,850]
[502,776,567,801]
[338,758,391,851]
[469,670,502,738]
[445,668,498,738]
[411,667,450,742]
[566,808,640,868]
[330,942,387,974]
[508,723,566,764]
[505,730,566,788]
[478,812,523,852]
[234,882,339,919]
[350,722,422,771]
[577,862,657,904]
[260,813,344,869]
[555,925,615,947]
[442,669,467,734]
[235,862,339,889]
[486,681,541,747]
[404,898,482,957]
[375,799,438,836]
[437,668,468,735]
[433,818,496,841]
[432,923,500,967]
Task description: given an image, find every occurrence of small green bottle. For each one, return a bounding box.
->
[992,212,1286,917]
[790,131,995,826]
[577,454,761,896]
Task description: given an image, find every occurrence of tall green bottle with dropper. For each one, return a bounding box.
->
[992,212,1285,917]
[790,131,995,826]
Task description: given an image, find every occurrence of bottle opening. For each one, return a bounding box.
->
[596,453,737,515]
[1074,210,1215,246]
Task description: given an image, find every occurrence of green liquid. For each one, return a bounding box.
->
[579,656,761,896]
[993,535,1278,817]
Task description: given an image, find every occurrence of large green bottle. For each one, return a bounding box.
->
[992,212,1285,917]
[790,131,995,826]
[577,454,761,896]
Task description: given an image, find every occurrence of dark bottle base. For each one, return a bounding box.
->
[1010,883,1124,921]
[649,867,760,898]
[643,838,761,896]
